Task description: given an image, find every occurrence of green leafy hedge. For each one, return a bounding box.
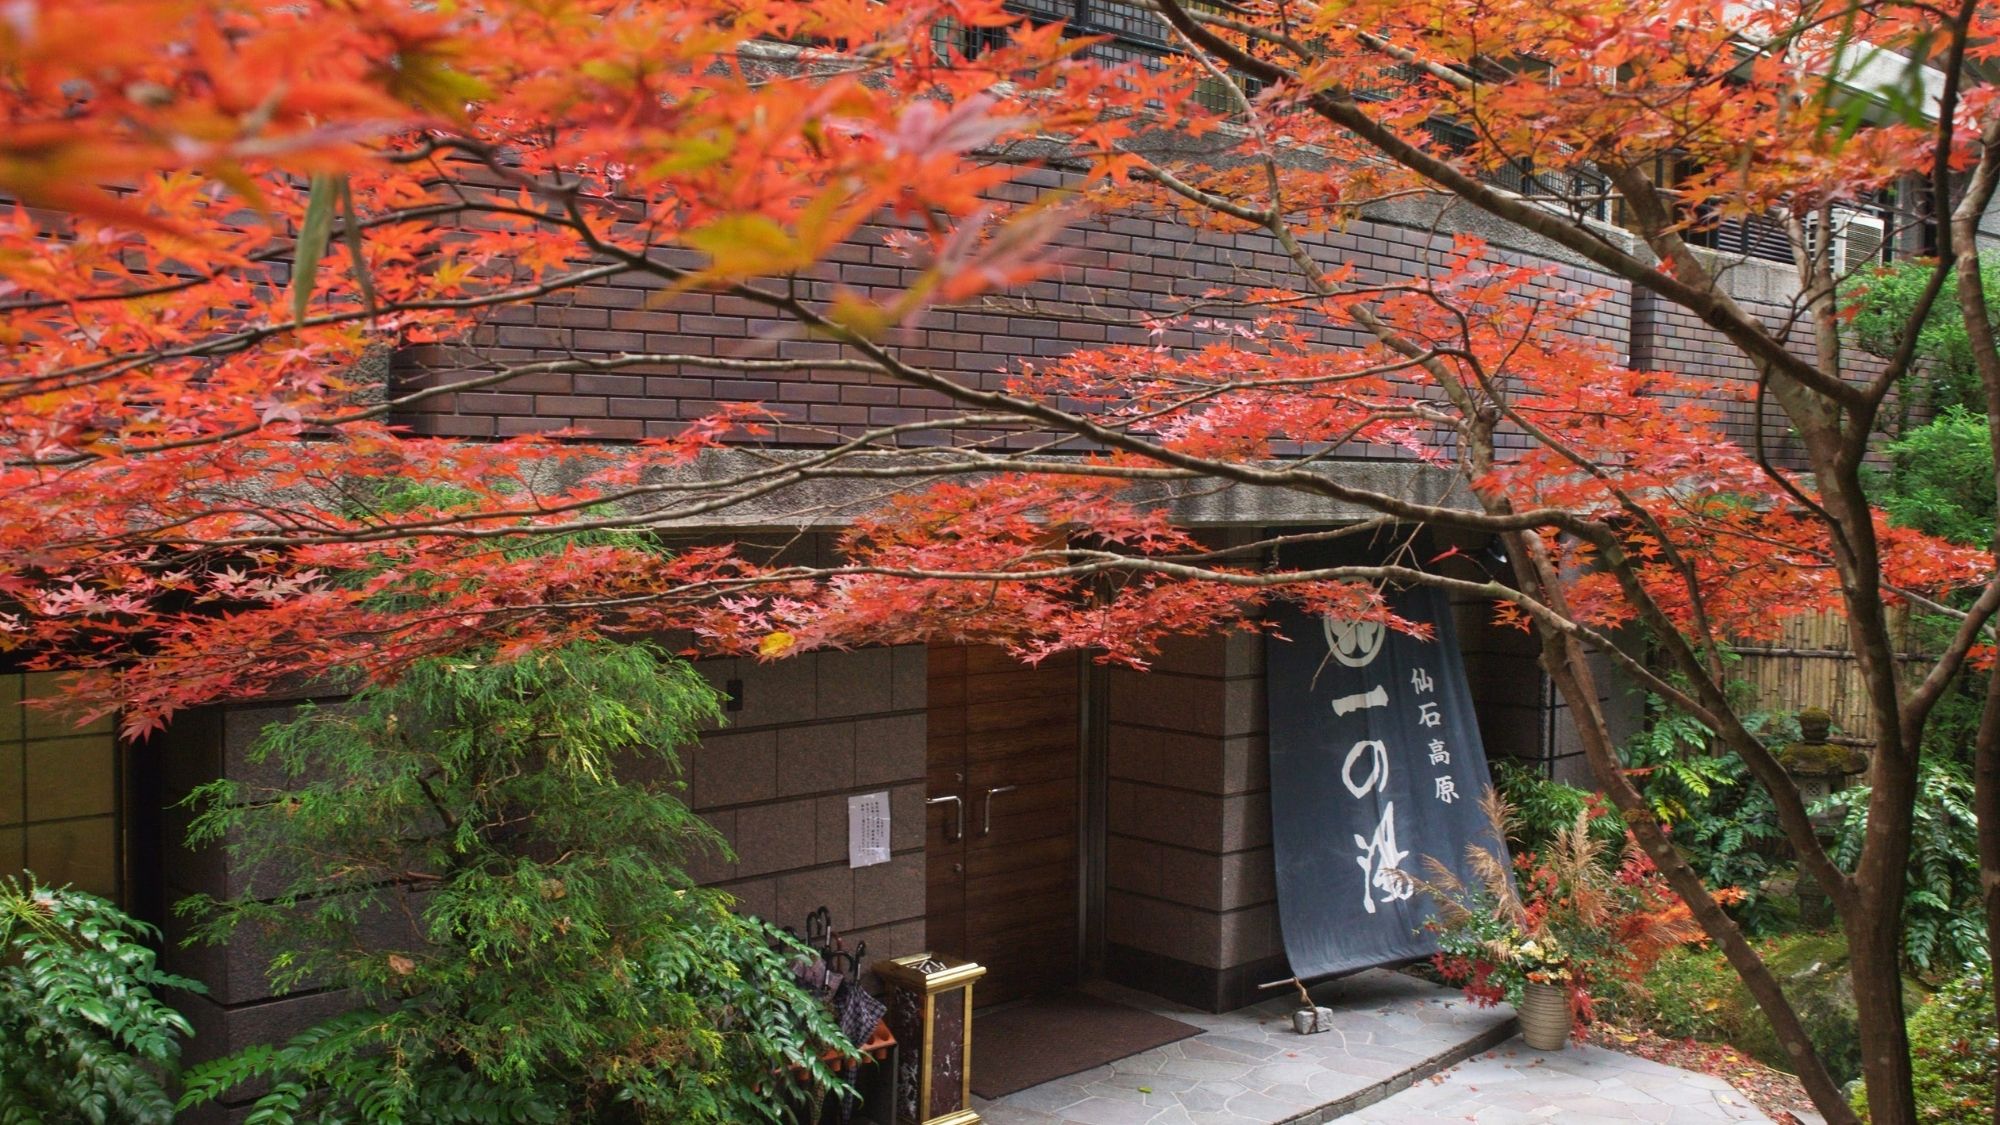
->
[176,641,853,1122]
[0,876,203,1124]
[1850,968,1997,1123]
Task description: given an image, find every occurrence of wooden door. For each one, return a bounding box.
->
[925,645,1080,1007]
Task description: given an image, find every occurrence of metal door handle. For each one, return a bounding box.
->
[980,785,1018,836]
[927,795,963,842]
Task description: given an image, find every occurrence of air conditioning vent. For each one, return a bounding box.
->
[1832,210,1887,275]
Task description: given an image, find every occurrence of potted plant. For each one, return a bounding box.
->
[1420,792,1706,1050]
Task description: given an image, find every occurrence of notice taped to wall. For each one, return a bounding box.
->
[848,791,891,868]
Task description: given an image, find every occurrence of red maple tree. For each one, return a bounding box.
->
[1,2,1996,1121]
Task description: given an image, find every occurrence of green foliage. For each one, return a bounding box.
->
[1493,694,1788,935]
[1638,943,1745,1044]
[1634,933,1911,1085]
[1843,255,2000,425]
[1619,705,1787,935]
[1492,760,1629,859]
[1875,406,1997,547]
[176,640,852,1122]
[0,875,204,1124]
[1851,967,1999,1125]
[1819,760,1987,978]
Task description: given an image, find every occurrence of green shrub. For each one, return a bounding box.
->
[1819,760,1986,977]
[0,876,204,1124]
[1636,943,1745,1044]
[1850,968,1997,1124]
[1621,702,1788,934]
[1494,701,1789,936]
[1842,255,2000,430]
[1634,933,1926,1085]
[1493,760,1626,858]
[176,641,852,1122]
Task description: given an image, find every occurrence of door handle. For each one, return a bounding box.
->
[926,795,963,842]
[979,785,1018,836]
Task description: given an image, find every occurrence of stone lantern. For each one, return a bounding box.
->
[1779,709,1865,807]
[1779,708,1867,926]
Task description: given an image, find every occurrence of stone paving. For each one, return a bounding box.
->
[975,970,1515,1125]
[974,973,1779,1125]
[1341,1040,1778,1124]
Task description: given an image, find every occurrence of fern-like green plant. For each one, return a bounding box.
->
[1618,697,1787,934]
[0,876,203,1124]
[1819,760,1986,977]
[176,640,853,1122]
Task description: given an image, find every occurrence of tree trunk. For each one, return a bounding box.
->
[1847,900,1918,1125]
[1523,600,1860,1123]
[1976,662,2000,1122]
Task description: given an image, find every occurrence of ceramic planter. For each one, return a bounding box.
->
[1517,981,1571,1050]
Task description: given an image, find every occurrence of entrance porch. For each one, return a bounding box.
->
[974,971,1512,1125]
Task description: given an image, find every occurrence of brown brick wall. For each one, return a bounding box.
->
[391,186,1889,477]
[391,175,1649,459]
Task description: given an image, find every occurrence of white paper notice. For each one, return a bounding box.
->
[847,791,891,868]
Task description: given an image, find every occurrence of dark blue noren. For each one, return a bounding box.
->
[1265,556,1507,981]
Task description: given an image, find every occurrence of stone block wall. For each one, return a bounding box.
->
[680,645,930,979]
[0,672,121,900]
[1101,631,1282,1011]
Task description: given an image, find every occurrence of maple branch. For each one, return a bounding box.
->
[4,260,636,401]
[1857,0,1979,409]
[1150,0,1871,413]
[0,199,484,317]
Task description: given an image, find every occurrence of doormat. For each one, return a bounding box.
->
[970,990,1202,1100]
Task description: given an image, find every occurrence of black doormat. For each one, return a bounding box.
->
[971,990,1202,1100]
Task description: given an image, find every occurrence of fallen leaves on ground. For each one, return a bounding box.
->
[1592,1024,1817,1123]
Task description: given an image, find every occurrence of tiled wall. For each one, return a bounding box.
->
[1101,631,1281,1011]
[0,672,119,900]
[680,645,931,981]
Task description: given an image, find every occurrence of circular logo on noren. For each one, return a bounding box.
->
[1322,616,1387,668]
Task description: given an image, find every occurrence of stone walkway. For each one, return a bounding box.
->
[1341,1040,1776,1124]
[976,971,1515,1124]
[974,974,1777,1125]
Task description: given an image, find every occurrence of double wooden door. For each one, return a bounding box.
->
[924,645,1080,1007]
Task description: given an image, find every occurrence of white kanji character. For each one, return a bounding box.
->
[1341,739,1388,798]
[1410,667,1434,694]
[1427,739,1450,766]
[1353,801,1413,913]
[1417,701,1442,728]
[1435,776,1459,803]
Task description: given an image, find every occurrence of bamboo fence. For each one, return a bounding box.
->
[1726,607,1924,746]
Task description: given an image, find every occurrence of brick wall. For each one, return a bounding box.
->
[391,182,1893,482]
[392,174,1648,460]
